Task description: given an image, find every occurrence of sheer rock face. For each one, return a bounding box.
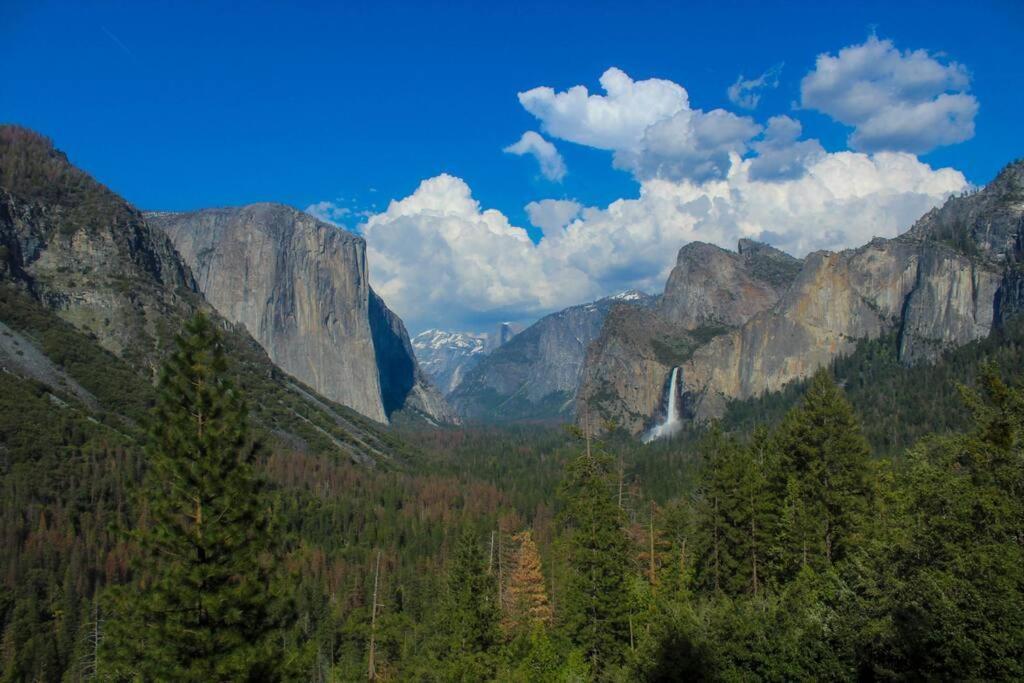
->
[149,204,452,424]
[449,291,655,422]
[368,290,458,424]
[580,162,1023,433]
[577,241,801,434]
[660,240,799,329]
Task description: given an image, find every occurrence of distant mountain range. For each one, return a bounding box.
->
[417,160,1024,437]
[411,322,522,395]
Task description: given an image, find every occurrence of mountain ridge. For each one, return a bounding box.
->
[576,161,1024,435]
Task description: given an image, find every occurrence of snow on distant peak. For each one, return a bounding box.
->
[412,329,487,352]
[611,289,646,301]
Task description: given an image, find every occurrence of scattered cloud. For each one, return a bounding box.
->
[525,199,583,232]
[504,131,567,181]
[727,63,783,109]
[345,48,978,331]
[363,154,965,331]
[305,200,351,226]
[518,67,687,151]
[520,67,761,182]
[800,35,977,153]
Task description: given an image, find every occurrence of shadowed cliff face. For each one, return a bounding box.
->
[148,204,452,424]
[368,289,458,423]
[578,160,1024,434]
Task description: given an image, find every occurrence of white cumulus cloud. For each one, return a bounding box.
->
[520,67,761,182]
[525,198,583,232]
[518,66,688,151]
[362,153,966,331]
[801,35,978,154]
[504,131,567,181]
[361,175,594,331]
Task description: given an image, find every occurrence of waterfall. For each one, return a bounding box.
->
[642,367,682,443]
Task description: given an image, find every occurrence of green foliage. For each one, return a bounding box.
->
[102,313,290,681]
[3,275,1024,680]
[559,441,632,673]
[772,370,871,576]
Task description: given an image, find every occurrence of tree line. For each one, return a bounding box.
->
[3,313,1023,680]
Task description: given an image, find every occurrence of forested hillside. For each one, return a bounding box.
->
[4,291,1022,679]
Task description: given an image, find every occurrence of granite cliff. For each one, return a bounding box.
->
[578,161,1024,435]
[576,240,802,433]
[147,205,453,424]
[0,125,416,465]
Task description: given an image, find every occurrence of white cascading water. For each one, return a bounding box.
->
[642,367,682,443]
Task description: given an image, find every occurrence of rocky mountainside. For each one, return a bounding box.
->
[412,329,488,394]
[147,204,453,424]
[0,125,414,465]
[579,160,1024,435]
[0,126,198,368]
[450,290,655,421]
[577,241,802,433]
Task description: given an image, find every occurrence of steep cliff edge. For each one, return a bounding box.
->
[576,241,801,433]
[0,126,198,368]
[580,161,1023,433]
[148,204,452,424]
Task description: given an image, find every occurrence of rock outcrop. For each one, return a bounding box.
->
[579,160,1023,433]
[148,204,452,424]
[0,126,199,368]
[450,291,654,421]
[577,241,802,433]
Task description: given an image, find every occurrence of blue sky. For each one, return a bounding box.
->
[3,0,1023,331]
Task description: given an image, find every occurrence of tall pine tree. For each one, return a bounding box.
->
[772,369,870,578]
[104,313,287,682]
[429,528,500,682]
[559,441,632,672]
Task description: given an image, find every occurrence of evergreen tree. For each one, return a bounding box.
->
[431,528,500,681]
[881,366,1024,679]
[103,313,287,682]
[772,369,870,577]
[692,425,775,596]
[559,441,632,672]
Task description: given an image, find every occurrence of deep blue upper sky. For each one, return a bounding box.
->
[3,0,1022,234]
